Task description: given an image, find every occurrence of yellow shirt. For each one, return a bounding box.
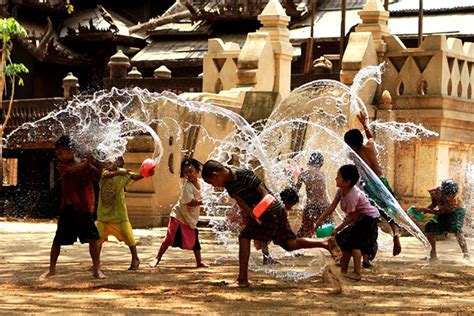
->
[97,168,135,223]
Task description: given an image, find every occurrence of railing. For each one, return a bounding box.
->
[104,77,203,95]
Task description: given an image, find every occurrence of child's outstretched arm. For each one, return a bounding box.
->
[357,112,374,140]
[103,169,129,179]
[315,195,340,227]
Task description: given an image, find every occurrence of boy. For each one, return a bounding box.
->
[413,179,469,261]
[202,160,340,288]
[295,152,333,237]
[344,112,402,262]
[40,135,105,280]
[96,157,149,270]
[315,164,380,281]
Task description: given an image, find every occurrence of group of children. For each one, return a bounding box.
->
[40,111,470,285]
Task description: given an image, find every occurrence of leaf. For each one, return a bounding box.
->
[18,78,24,86]
[4,63,29,76]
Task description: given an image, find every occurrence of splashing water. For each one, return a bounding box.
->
[5,63,451,280]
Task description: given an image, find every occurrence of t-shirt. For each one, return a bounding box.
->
[224,167,282,212]
[336,186,380,218]
[171,179,203,229]
[58,161,97,214]
[97,168,135,223]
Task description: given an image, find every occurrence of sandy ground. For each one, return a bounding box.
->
[0,218,473,314]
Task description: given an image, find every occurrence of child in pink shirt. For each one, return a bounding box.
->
[316,164,380,281]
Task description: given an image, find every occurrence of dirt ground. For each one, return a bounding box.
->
[0,218,473,314]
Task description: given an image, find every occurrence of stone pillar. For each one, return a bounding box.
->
[356,0,390,56]
[108,50,130,79]
[62,72,79,98]
[127,66,142,79]
[154,65,172,79]
[376,90,395,187]
[257,0,293,99]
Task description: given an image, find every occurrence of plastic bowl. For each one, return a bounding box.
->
[139,158,156,178]
[315,223,335,238]
[408,206,425,221]
[253,195,276,219]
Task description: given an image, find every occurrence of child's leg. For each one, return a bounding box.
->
[340,250,351,274]
[455,233,470,259]
[352,249,362,276]
[89,240,105,279]
[285,237,328,251]
[426,232,438,260]
[128,245,140,270]
[39,244,61,280]
[149,240,170,267]
[193,250,209,268]
[296,210,312,238]
[232,237,251,288]
[390,222,402,256]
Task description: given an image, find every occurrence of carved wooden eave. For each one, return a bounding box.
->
[15,18,94,66]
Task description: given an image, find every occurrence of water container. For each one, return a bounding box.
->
[315,223,335,238]
[408,206,425,221]
[253,194,276,219]
[140,158,156,178]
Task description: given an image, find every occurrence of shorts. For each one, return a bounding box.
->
[336,215,379,260]
[53,205,100,245]
[96,220,137,247]
[240,205,296,251]
[425,208,466,235]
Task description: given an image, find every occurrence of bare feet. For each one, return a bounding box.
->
[128,260,140,271]
[227,279,250,288]
[93,269,106,279]
[39,270,55,281]
[197,262,209,268]
[148,258,159,268]
[343,272,361,281]
[421,256,438,262]
[393,235,402,256]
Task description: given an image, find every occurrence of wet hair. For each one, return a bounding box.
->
[180,158,202,177]
[54,135,74,151]
[280,187,299,205]
[339,164,360,187]
[344,129,364,148]
[441,179,458,196]
[201,160,226,179]
[308,151,324,167]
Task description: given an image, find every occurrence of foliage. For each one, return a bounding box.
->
[65,0,74,14]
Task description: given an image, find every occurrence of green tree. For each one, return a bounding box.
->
[1,18,29,185]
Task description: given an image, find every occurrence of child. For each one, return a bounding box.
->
[315,164,380,281]
[96,157,149,270]
[202,160,339,288]
[295,152,334,237]
[39,135,105,280]
[413,179,470,261]
[149,158,208,268]
[256,187,300,265]
[344,112,402,260]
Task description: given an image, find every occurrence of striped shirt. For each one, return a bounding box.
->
[224,167,282,211]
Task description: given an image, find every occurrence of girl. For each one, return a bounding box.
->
[315,164,380,281]
[149,158,208,268]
